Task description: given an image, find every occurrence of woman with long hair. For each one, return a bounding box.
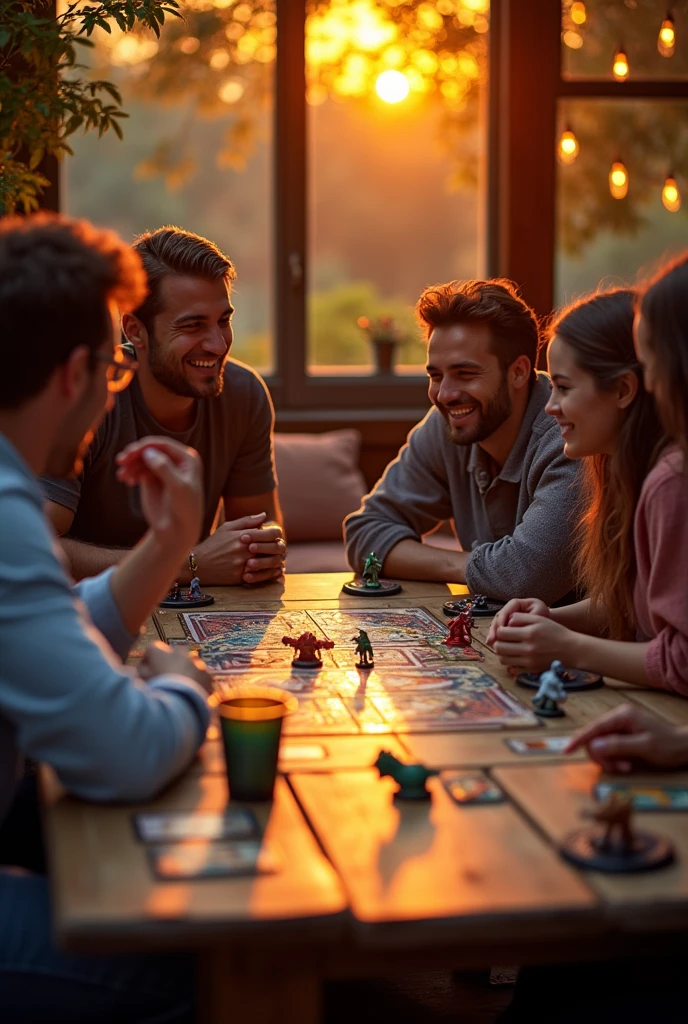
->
[487,284,675,689]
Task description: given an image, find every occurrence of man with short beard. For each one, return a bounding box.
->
[345,279,581,604]
[43,226,285,586]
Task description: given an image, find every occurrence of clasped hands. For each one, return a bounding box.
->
[486,598,575,674]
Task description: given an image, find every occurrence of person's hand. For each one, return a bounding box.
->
[566,703,688,772]
[491,613,575,673]
[486,598,550,646]
[195,513,285,585]
[137,641,213,696]
[115,437,203,555]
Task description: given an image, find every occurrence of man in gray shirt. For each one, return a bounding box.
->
[345,279,581,605]
[43,226,285,586]
[0,214,210,1021]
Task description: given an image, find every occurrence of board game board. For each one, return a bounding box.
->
[164,607,537,734]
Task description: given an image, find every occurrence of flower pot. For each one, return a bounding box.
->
[373,338,398,374]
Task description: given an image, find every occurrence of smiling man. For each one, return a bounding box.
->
[345,279,582,603]
[43,226,285,585]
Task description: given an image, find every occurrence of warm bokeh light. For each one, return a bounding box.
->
[612,48,629,80]
[375,69,410,103]
[570,2,587,25]
[563,30,583,49]
[609,160,629,199]
[558,128,579,164]
[658,16,676,58]
[662,175,681,212]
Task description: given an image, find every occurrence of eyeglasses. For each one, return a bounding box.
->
[91,344,139,393]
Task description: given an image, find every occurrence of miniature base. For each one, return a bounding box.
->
[394,785,432,801]
[342,579,402,597]
[291,658,323,670]
[559,827,675,873]
[533,704,565,718]
[517,669,603,692]
[356,659,374,670]
[443,599,505,618]
[160,594,215,609]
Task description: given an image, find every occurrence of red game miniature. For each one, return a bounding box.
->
[444,609,473,648]
[282,631,334,668]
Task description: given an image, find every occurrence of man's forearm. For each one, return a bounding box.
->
[61,537,128,581]
[383,538,469,583]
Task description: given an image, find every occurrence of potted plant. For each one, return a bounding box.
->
[357,314,405,375]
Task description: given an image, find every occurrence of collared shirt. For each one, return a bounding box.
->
[344,373,582,603]
[0,433,210,828]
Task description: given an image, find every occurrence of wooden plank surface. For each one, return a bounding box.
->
[201,574,466,609]
[402,729,585,769]
[41,770,346,951]
[494,762,688,929]
[290,768,597,947]
[194,734,411,775]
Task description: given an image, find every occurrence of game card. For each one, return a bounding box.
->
[133,809,260,843]
[278,743,328,762]
[505,736,570,755]
[594,782,688,811]
[148,839,280,880]
[441,770,505,805]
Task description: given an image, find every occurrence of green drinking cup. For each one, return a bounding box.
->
[216,687,298,801]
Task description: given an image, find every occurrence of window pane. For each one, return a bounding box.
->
[306,1,488,376]
[62,2,275,375]
[562,1,688,80]
[556,99,688,303]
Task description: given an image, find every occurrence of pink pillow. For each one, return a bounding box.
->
[273,430,368,543]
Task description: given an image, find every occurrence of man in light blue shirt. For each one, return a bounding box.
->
[0,214,213,1022]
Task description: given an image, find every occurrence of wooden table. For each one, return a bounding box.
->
[41,573,688,1022]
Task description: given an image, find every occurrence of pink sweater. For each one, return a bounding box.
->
[634,447,688,694]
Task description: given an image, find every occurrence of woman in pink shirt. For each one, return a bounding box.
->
[487,274,688,691]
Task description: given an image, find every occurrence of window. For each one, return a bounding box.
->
[62,1,490,410]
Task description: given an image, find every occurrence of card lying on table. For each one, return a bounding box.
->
[441,770,505,805]
[594,782,688,811]
[133,809,260,843]
[148,839,281,880]
[505,736,570,755]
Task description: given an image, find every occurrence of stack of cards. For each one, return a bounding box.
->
[133,809,281,880]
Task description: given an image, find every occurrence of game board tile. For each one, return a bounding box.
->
[290,769,597,943]
[494,763,688,921]
[305,608,447,647]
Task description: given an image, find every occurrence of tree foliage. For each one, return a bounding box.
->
[0,0,180,212]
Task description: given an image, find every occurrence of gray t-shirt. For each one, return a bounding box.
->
[42,358,276,549]
[344,373,582,604]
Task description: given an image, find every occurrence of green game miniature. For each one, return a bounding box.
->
[374,750,438,800]
[351,629,374,668]
[362,551,383,589]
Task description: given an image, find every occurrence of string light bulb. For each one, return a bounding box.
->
[612,47,629,80]
[558,127,580,164]
[609,160,629,199]
[570,2,587,25]
[662,173,681,212]
[658,14,676,57]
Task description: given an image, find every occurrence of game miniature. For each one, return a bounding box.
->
[374,750,438,800]
[159,575,214,608]
[516,660,603,692]
[445,609,474,648]
[559,791,675,873]
[351,628,374,668]
[531,660,568,718]
[442,596,505,618]
[341,551,402,596]
[281,631,335,668]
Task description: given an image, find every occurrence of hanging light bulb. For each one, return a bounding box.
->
[609,160,629,199]
[558,127,580,164]
[612,47,630,80]
[658,14,676,57]
[662,173,681,212]
[570,2,587,25]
